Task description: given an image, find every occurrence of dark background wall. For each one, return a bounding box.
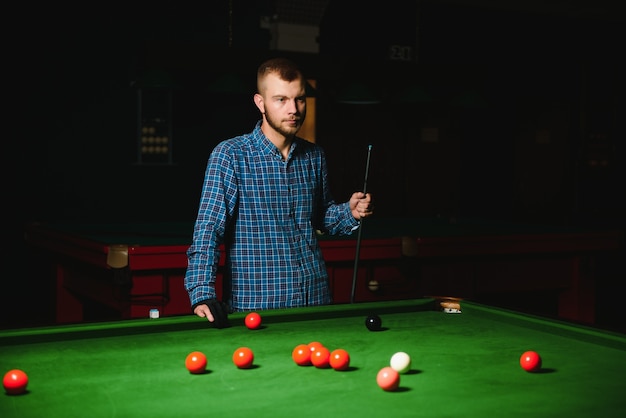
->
[6,1,625,329]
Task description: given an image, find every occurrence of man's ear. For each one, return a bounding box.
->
[253,93,265,114]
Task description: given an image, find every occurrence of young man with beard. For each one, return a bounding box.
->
[184,57,373,327]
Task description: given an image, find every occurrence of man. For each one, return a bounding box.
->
[184,57,373,327]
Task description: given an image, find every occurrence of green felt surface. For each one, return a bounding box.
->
[2,299,625,418]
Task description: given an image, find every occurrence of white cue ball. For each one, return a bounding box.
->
[390,352,411,374]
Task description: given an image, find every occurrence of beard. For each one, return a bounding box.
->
[264,109,306,138]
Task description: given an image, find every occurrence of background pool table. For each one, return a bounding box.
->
[23,217,622,326]
[1,299,625,417]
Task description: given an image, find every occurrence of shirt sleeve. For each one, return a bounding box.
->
[325,201,360,235]
[184,142,237,306]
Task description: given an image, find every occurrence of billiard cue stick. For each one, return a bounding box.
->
[350,144,373,304]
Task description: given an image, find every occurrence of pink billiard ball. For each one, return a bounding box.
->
[520,351,542,372]
[376,366,400,391]
[3,369,28,395]
[245,312,262,330]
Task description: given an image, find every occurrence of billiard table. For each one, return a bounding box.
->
[24,218,622,325]
[1,299,625,417]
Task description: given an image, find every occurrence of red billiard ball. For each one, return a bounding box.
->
[3,369,28,395]
[520,351,542,372]
[310,346,331,368]
[245,312,262,330]
[376,366,400,391]
[329,348,350,371]
[365,315,382,331]
[185,351,207,374]
[307,341,324,353]
[292,344,312,366]
[233,347,254,369]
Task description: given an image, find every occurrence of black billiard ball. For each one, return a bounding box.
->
[365,314,382,331]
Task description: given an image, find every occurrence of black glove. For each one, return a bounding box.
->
[206,299,230,329]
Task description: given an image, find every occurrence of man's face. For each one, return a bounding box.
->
[258,73,306,138]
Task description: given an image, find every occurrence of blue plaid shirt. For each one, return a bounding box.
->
[185,121,359,312]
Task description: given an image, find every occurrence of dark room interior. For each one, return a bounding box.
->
[5,0,625,331]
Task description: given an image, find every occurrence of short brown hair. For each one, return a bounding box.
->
[257,57,305,91]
